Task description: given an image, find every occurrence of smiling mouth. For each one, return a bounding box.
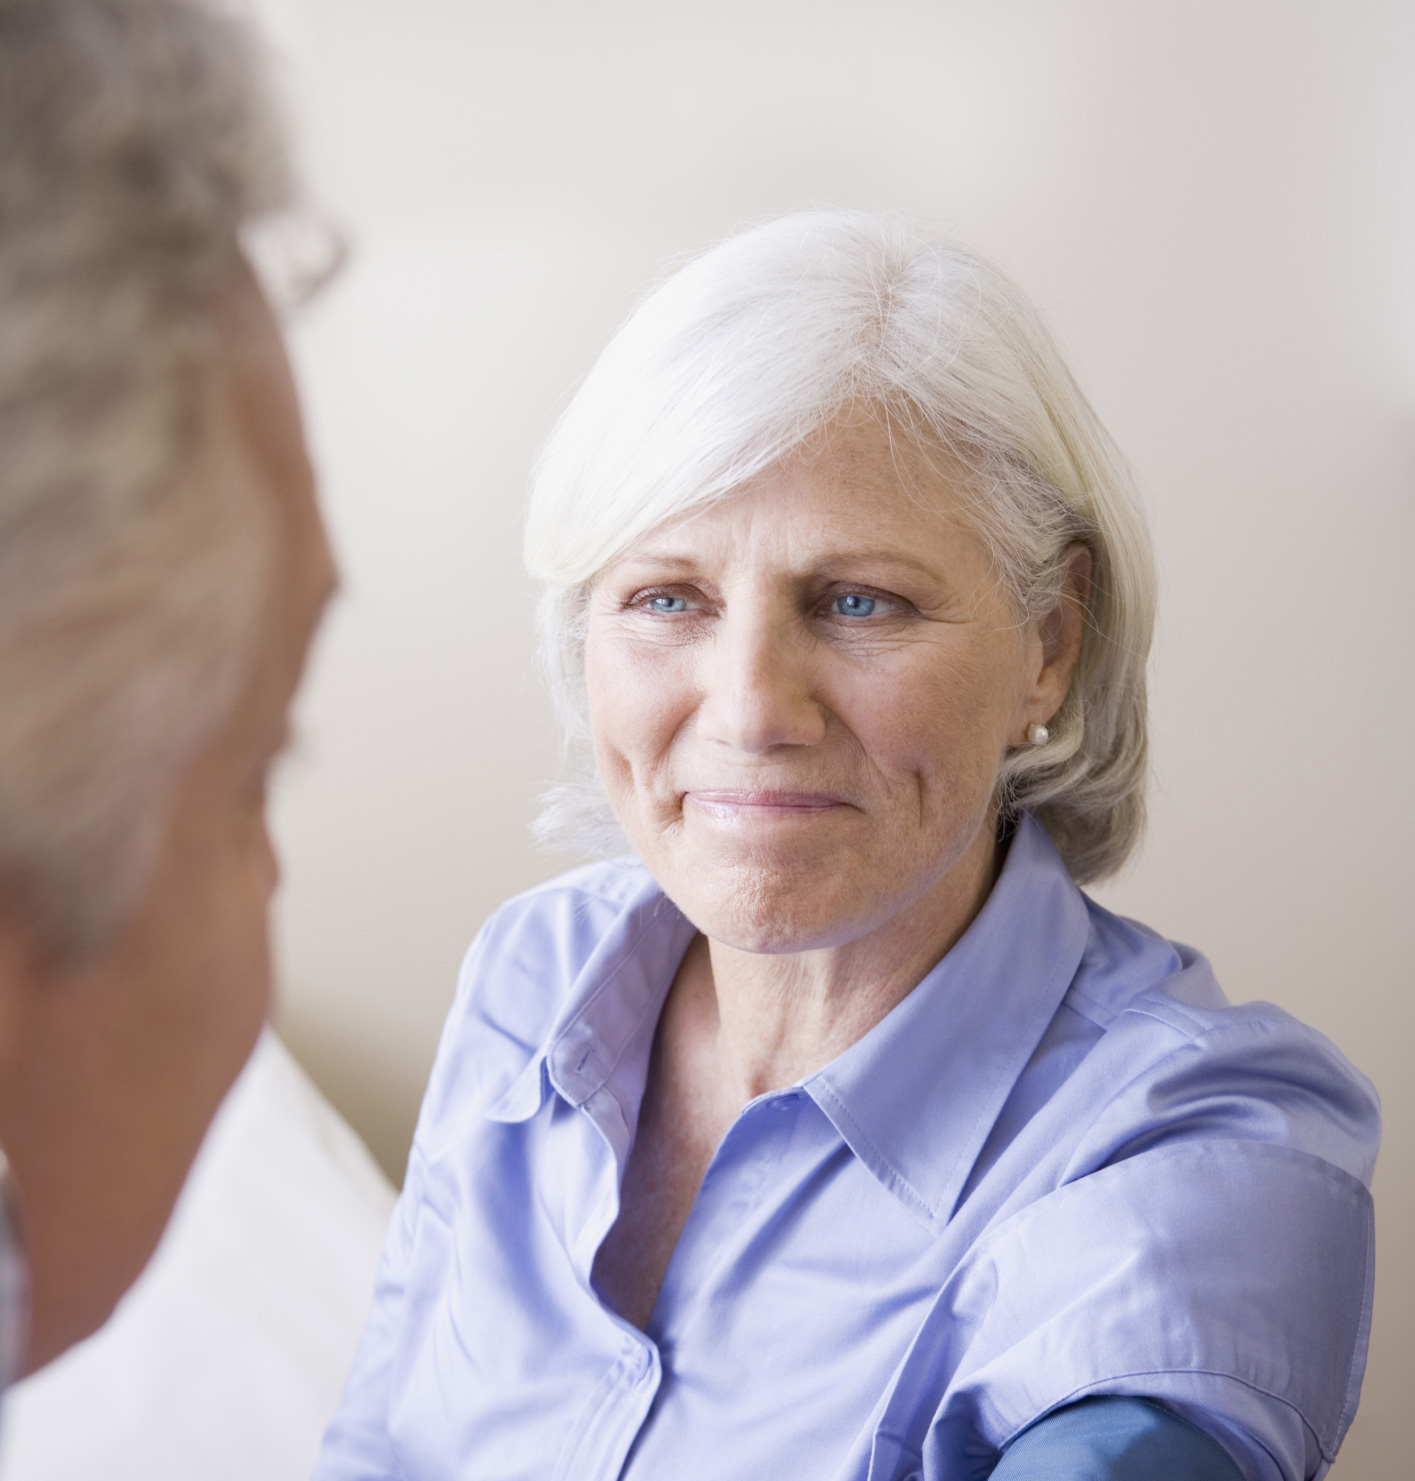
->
[683,789,854,820]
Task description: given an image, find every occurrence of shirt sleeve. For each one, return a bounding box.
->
[990,1397,1245,1481]
[309,904,555,1480]
[892,1010,1379,1481]
[926,1139,1371,1480]
[309,1153,421,1481]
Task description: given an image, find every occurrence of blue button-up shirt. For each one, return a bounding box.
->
[315,815,1378,1481]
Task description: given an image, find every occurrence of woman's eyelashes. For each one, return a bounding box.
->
[817,580,906,622]
[646,593,691,614]
[625,585,707,617]
[620,582,912,624]
[832,592,877,617]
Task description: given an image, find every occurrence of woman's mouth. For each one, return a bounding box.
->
[682,789,854,821]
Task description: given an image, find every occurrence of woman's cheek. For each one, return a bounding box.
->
[588,632,690,806]
[887,656,1012,809]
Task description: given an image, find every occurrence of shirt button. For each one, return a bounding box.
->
[627,1344,649,1379]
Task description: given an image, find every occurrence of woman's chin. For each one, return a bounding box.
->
[697,913,840,958]
[660,853,887,957]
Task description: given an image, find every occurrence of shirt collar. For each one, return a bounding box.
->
[805,812,1091,1231]
[488,814,1091,1234]
[485,872,696,1127]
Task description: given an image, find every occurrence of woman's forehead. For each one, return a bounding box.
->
[612,422,980,573]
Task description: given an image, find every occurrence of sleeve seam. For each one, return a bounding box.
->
[993,1366,1331,1461]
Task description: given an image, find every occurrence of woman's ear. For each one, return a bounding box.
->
[1029,542,1092,724]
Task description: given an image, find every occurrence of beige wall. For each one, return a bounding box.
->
[252,2,1413,1474]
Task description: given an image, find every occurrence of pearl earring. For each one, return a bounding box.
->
[1026,722,1049,746]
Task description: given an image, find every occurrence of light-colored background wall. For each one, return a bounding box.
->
[248,2,1412,1475]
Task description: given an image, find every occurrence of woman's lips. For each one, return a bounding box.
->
[683,789,853,820]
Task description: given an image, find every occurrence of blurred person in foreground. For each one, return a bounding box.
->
[0,0,333,1384]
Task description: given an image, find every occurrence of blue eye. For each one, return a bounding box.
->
[647,594,688,614]
[833,593,877,618]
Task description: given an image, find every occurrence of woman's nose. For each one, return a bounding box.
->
[696,604,826,754]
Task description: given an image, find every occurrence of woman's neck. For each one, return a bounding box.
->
[682,821,1002,1109]
[593,819,1004,1330]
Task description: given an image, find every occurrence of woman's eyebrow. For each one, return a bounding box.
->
[611,548,946,582]
[610,551,701,574]
[808,551,945,583]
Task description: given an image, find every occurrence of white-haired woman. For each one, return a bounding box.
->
[318,214,1377,1481]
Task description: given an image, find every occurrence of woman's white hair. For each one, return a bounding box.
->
[0,0,293,957]
[525,211,1156,884]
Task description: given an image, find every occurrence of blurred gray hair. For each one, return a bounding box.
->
[0,0,291,958]
[525,212,1156,884]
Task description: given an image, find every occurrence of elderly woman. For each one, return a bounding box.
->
[318,214,1377,1481]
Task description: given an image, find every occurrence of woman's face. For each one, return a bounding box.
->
[585,415,1065,955]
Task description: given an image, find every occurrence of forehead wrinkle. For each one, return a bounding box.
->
[607,418,989,588]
